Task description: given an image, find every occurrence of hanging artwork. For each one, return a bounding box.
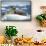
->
[1,1,31,21]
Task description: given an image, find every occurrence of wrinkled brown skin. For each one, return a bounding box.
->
[40,20,46,27]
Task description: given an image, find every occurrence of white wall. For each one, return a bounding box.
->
[0,0,46,37]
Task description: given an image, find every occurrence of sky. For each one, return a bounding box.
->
[1,0,31,2]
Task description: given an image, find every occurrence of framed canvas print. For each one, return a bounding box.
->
[1,1,31,21]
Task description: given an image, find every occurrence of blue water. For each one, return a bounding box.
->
[1,4,31,16]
